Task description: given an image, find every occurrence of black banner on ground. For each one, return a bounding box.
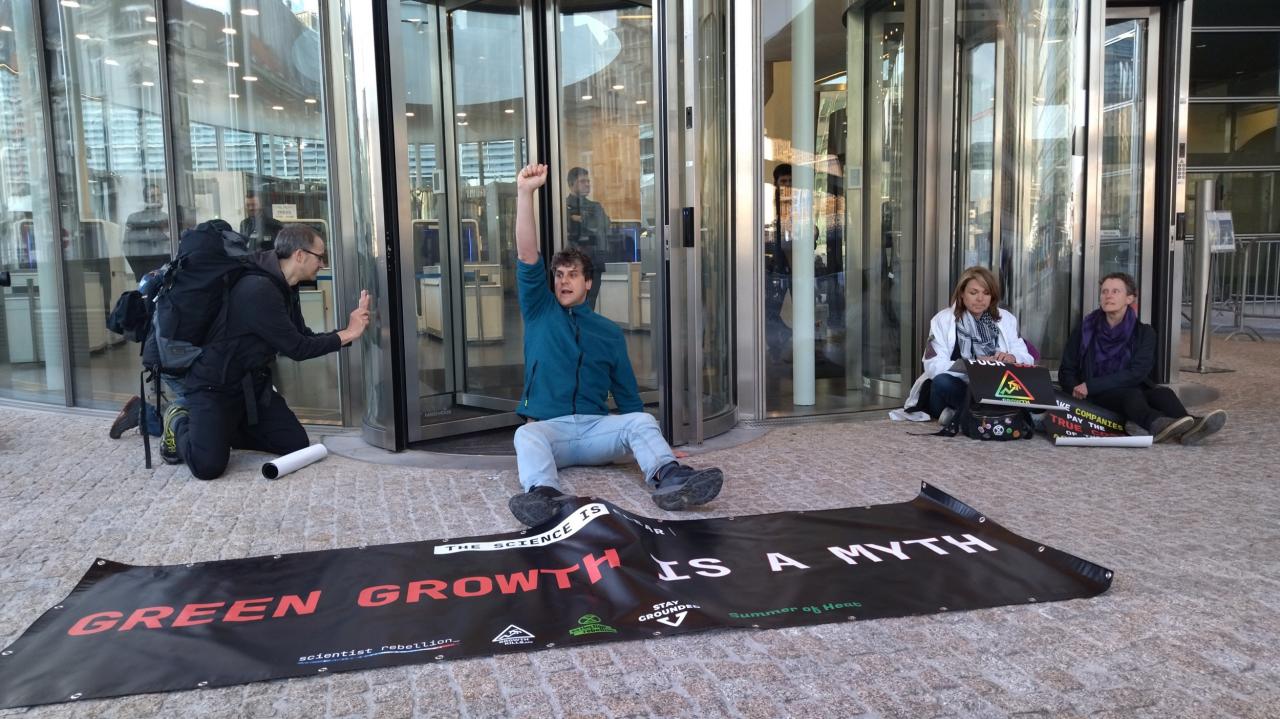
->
[0,483,1112,708]
[1045,391,1128,438]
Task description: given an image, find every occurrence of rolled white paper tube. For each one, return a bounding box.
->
[262,444,329,479]
[1053,435,1153,448]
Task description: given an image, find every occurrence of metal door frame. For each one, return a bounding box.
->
[1084,5,1162,321]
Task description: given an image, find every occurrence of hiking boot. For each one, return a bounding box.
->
[508,485,568,527]
[1151,415,1194,444]
[651,462,723,511]
[1124,421,1150,437]
[161,402,188,465]
[1180,409,1227,446]
[109,396,143,439]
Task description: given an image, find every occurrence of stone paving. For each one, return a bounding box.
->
[0,339,1278,718]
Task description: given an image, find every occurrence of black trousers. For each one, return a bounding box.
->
[175,382,309,480]
[1089,385,1189,431]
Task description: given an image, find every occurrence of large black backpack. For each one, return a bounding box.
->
[143,219,257,375]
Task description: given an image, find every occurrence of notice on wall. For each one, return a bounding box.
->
[272,204,298,221]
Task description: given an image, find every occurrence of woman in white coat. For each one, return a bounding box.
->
[903,266,1034,420]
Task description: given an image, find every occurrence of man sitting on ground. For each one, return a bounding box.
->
[506,164,724,527]
[162,225,371,479]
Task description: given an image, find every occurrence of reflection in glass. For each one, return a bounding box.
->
[165,0,340,423]
[0,2,65,402]
[1187,103,1280,167]
[42,0,170,409]
[1099,19,1147,282]
[1189,32,1280,98]
[557,3,656,392]
[761,0,916,415]
[447,5,527,401]
[954,0,1082,366]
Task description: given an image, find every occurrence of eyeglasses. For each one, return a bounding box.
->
[301,248,327,264]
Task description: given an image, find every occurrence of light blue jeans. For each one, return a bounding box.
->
[513,412,677,492]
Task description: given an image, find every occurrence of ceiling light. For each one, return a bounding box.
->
[60,0,80,7]
[612,84,625,90]
[142,81,155,87]
[243,75,258,82]
[581,94,593,100]
[222,27,237,35]
[226,61,240,67]
[192,78,205,84]
[229,93,240,99]
[241,8,260,16]
[504,108,515,114]
[406,112,416,117]
[635,99,648,105]
[103,58,120,66]
[458,121,468,126]
[0,25,12,32]
[304,98,317,104]
[147,39,159,46]
[75,32,91,40]
[145,15,156,23]
[456,112,467,117]
[271,105,283,110]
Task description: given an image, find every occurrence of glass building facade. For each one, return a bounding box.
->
[0,0,1258,450]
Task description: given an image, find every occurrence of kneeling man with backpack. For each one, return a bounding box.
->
[159,223,370,479]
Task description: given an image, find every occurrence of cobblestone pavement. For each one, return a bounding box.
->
[1,341,1277,718]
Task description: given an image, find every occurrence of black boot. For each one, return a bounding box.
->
[651,462,723,511]
[508,485,568,527]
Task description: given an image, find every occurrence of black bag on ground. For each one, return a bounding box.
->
[952,402,1034,441]
[144,219,256,375]
[107,268,167,343]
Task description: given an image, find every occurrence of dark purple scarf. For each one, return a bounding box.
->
[1081,306,1136,377]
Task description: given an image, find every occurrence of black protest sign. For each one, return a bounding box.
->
[0,484,1112,709]
[1044,392,1128,438]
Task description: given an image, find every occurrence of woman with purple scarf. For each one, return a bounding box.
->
[1059,272,1226,444]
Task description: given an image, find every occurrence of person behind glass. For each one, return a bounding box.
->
[764,163,792,362]
[160,225,372,479]
[1059,272,1227,444]
[565,167,610,309]
[919,266,1034,421]
[122,182,171,282]
[507,163,723,527]
[240,191,284,251]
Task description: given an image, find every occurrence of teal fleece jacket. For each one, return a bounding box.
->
[516,257,643,420]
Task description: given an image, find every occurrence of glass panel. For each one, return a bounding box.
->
[956,39,997,269]
[954,0,1082,366]
[165,0,341,424]
[447,3,526,400]
[1187,171,1280,235]
[1187,103,1280,166]
[397,1,453,408]
[1099,19,1147,282]
[1189,33,1280,98]
[0,3,65,402]
[762,0,916,415]
[42,0,171,409]
[557,2,656,392]
[1192,2,1280,29]
[696,0,733,420]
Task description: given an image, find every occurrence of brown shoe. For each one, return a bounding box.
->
[1151,415,1194,444]
[1180,410,1227,446]
[108,396,142,439]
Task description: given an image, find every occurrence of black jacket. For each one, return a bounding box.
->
[184,252,341,391]
[1058,320,1157,395]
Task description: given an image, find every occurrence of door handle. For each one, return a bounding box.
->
[681,207,694,248]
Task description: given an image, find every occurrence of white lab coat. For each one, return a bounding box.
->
[898,306,1034,418]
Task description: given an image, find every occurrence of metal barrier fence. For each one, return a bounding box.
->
[1182,234,1280,336]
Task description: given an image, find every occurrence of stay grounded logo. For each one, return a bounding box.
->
[995,370,1034,402]
[492,625,535,646]
[637,600,701,628]
[569,614,617,637]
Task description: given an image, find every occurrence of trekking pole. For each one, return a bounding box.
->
[140,369,153,469]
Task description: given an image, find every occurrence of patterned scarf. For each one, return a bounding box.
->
[957,310,1001,360]
[1081,306,1136,377]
